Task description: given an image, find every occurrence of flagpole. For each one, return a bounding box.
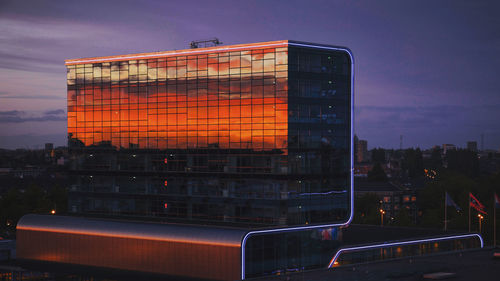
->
[495,194,497,247]
[444,192,447,231]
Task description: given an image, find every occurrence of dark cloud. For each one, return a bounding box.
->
[0,92,64,100]
[0,49,61,72]
[356,105,500,149]
[44,109,65,115]
[357,105,499,127]
[0,109,65,123]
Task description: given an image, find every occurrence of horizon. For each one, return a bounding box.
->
[1,135,496,152]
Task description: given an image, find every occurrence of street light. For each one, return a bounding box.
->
[477,214,484,233]
[380,209,386,226]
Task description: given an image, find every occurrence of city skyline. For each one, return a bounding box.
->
[1,0,499,149]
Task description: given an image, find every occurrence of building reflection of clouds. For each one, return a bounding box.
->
[67,43,289,151]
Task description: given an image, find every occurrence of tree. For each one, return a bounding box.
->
[24,184,50,213]
[354,193,380,225]
[0,188,25,229]
[428,148,442,169]
[402,148,424,179]
[47,185,68,214]
[0,183,68,235]
[446,149,479,178]
[368,163,387,182]
[418,170,475,229]
[371,148,386,163]
[394,207,412,226]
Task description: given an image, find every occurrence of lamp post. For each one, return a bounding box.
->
[477,214,483,234]
[380,209,385,226]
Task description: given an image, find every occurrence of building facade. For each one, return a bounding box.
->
[66,40,353,228]
[467,141,478,152]
[354,180,418,224]
[355,139,368,163]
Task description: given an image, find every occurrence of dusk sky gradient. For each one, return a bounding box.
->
[1,0,499,149]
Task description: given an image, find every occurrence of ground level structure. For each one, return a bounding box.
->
[255,247,499,281]
[16,215,483,280]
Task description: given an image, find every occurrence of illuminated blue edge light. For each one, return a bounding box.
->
[240,42,355,280]
[327,233,484,268]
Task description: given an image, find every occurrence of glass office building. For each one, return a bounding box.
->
[66,40,353,228]
[19,41,354,280]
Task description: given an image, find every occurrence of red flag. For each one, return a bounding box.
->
[469,192,487,214]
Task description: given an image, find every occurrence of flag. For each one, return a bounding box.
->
[446,192,461,211]
[495,193,500,208]
[470,192,487,214]
[321,228,332,240]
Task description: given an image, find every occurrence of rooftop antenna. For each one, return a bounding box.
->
[190,38,223,49]
[400,135,403,150]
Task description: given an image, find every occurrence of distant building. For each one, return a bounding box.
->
[44,143,55,161]
[422,149,432,159]
[442,144,456,154]
[44,143,53,151]
[12,166,42,178]
[0,168,13,175]
[355,179,417,223]
[356,139,368,163]
[467,141,478,152]
[56,157,66,166]
[354,163,372,177]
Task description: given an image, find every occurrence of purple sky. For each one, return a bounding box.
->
[1,0,499,150]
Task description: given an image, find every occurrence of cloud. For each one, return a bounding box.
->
[0,16,108,73]
[355,105,500,149]
[0,51,60,72]
[0,91,64,100]
[0,11,181,73]
[0,109,65,123]
[44,109,65,115]
[356,105,499,129]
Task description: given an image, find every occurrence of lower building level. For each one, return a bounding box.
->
[16,215,483,280]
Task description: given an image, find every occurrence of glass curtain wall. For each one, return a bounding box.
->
[67,46,290,226]
[66,42,351,228]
